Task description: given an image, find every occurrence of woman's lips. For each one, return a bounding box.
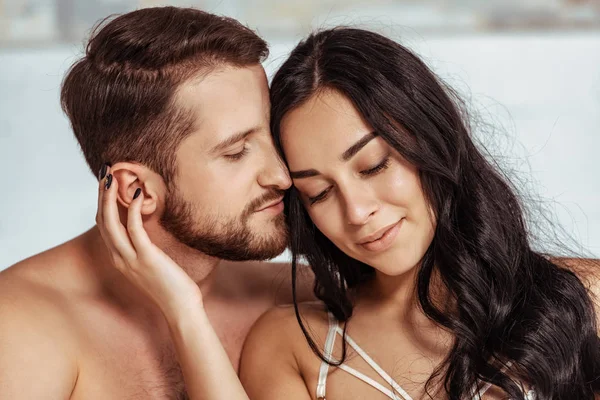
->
[358,219,404,252]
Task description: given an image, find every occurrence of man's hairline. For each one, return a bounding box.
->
[166,61,268,178]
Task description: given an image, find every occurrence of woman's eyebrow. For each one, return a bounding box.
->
[340,131,376,161]
[289,131,377,179]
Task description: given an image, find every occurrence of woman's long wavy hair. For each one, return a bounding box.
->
[270,27,600,399]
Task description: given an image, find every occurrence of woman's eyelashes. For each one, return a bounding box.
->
[307,156,391,205]
[224,146,249,161]
[308,187,331,205]
[360,156,390,176]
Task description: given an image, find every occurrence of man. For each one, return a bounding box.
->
[0,7,310,399]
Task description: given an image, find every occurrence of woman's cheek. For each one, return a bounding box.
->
[384,163,420,205]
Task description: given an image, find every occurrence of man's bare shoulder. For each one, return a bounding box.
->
[0,244,82,396]
[1,232,94,298]
[220,259,316,304]
[0,264,72,343]
[0,241,86,336]
[0,230,105,345]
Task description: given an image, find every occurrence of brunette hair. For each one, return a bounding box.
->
[61,6,268,182]
[270,27,600,399]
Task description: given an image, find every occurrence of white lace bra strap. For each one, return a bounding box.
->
[316,313,339,400]
[470,361,514,399]
[337,363,407,400]
[335,326,414,400]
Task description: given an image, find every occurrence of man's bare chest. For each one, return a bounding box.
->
[70,327,187,399]
[68,308,254,399]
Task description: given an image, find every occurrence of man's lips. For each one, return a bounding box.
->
[255,197,284,212]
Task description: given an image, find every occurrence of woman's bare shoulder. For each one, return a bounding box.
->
[242,301,331,364]
[553,257,600,327]
[240,301,330,393]
[553,257,600,292]
[246,301,329,345]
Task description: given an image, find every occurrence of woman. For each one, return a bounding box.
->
[240,27,600,400]
[98,28,600,399]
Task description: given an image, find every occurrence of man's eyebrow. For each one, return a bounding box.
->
[211,127,259,154]
[340,131,377,161]
[289,131,377,180]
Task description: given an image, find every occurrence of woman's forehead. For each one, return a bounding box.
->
[280,90,373,159]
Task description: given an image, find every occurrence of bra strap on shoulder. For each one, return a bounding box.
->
[316,313,339,400]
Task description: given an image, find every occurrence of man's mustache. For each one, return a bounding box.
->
[245,189,286,216]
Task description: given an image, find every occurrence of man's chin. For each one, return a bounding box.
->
[249,232,289,260]
[217,243,287,262]
[195,223,288,262]
[249,212,288,234]
[160,203,289,261]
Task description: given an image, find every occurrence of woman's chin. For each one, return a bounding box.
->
[362,252,423,278]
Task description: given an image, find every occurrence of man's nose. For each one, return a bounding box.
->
[258,142,292,190]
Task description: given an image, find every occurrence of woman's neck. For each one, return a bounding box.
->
[358,263,452,328]
[352,264,454,364]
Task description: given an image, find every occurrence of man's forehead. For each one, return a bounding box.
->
[177,64,268,102]
[174,65,270,149]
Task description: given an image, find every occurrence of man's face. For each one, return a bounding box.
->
[159,65,291,261]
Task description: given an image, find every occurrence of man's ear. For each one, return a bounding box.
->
[110,162,165,215]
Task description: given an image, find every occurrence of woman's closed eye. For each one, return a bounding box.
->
[360,156,390,176]
[308,187,332,205]
[306,156,391,206]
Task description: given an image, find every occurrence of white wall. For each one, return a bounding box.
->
[1,32,599,270]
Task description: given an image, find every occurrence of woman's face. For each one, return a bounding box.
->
[280,89,435,276]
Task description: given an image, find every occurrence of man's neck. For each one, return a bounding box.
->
[145,221,222,296]
[84,226,221,321]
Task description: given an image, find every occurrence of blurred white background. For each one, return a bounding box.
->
[1,0,599,269]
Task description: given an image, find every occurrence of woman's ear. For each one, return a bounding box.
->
[110,162,163,215]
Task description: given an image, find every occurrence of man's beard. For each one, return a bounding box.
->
[159,186,288,261]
